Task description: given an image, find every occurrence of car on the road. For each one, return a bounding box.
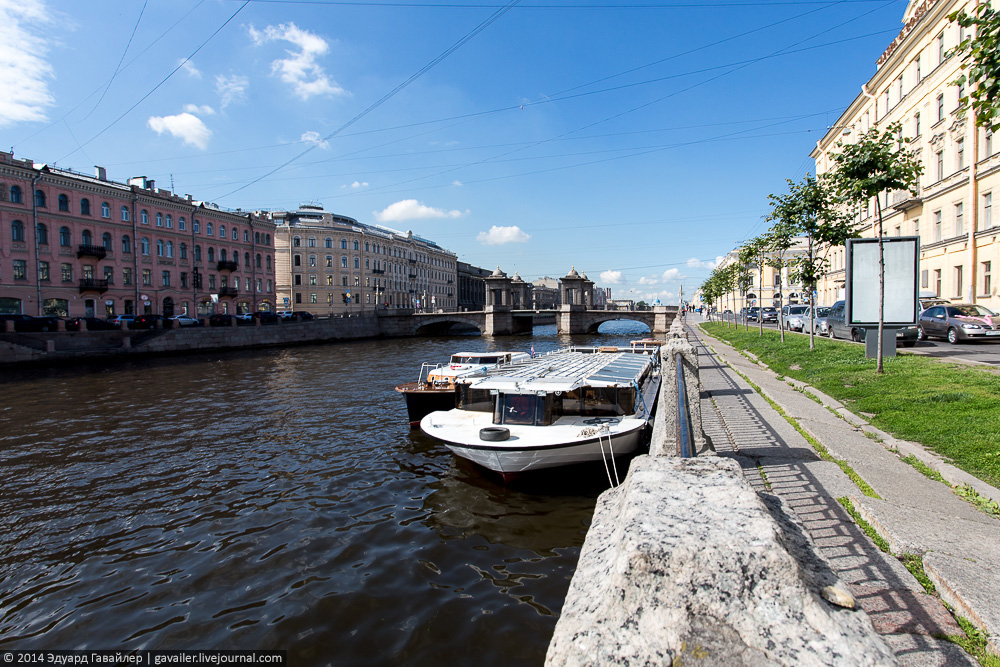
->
[826,300,918,347]
[131,314,167,330]
[20,316,65,332]
[292,311,314,321]
[917,304,1000,344]
[746,307,761,321]
[169,315,201,327]
[783,305,810,331]
[252,311,280,324]
[65,316,117,331]
[0,314,36,331]
[107,314,136,327]
[919,296,951,311]
[802,306,832,336]
[760,307,778,324]
[234,312,254,322]
[209,313,241,327]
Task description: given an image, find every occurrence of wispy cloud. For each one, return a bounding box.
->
[600,270,623,285]
[248,22,346,100]
[183,103,215,115]
[147,112,212,149]
[215,74,248,109]
[687,256,721,270]
[351,181,368,189]
[374,199,463,223]
[178,58,202,78]
[0,0,55,128]
[638,268,681,285]
[300,130,329,149]
[476,225,530,246]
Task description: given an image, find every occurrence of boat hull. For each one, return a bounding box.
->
[395,382,457,427]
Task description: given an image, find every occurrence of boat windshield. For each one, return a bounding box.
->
[496,394,551,426]
[450,354,503,365]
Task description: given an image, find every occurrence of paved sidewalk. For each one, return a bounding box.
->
[691,322,1000,666]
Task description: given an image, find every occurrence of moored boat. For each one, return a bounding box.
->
[419,346,660,481]
[396,351,531,427]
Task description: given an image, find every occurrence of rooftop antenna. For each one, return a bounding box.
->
[170,174,175,192]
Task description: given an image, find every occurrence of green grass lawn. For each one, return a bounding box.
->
[699,322,1000,489]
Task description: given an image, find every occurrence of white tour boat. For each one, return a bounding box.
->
[396,350,531,427]
[419,346,660,479]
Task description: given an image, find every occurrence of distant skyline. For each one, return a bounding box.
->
[2,0,910,303]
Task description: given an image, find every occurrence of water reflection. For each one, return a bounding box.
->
[0,321,652,665]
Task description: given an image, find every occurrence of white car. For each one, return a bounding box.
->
[783,305,810,331]
[170,315,201,327]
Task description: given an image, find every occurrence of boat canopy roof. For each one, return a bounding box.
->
[468,350,653,393]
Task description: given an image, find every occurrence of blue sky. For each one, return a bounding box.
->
[2,0,909,303]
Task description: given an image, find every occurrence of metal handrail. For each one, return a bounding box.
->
[675,352,694,458]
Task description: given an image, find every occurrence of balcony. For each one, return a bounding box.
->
[77,244,107,260]
[217,286,239,297]
[79,278,109,294]
[408,273,417,279]
[891,190,923,212]
[372,268,385,275]
[408,258,416,264]
[217,260,239,272]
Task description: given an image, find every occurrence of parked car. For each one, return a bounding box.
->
[130,314,167,330]
[234,312,254,322]
[826,300,918,347]
[746,307,760,321]
[19,316,64,332]
[919,296,950,311]
[760,307,778,324]
[917,304,1000,344]
[0,314,35,331]
[209,313,240,327]
[782,305,810,331]
[291,311,314,321]
[107,314,136,327]
[65,316,117,331]
[169,315,201,327]
[253,311,280,324]
[802,306,832,336]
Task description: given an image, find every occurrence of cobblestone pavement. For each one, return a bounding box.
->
[689,324,979,666]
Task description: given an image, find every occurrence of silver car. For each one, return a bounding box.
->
[917,304,1000,343]
[783,305,810,332]
[802,306,832,335]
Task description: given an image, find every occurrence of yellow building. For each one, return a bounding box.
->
[812,0,1000,308]
[710,237,810,312]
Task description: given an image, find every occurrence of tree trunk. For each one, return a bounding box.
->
[875,196,885,374]
[808,236,816,350]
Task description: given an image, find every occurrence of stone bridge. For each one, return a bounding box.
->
[375,307,677,336]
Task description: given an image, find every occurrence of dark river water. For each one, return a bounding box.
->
[0,321,652,666]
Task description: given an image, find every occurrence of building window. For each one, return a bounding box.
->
[166,241,173,258]
[181,272,188,288]
[206,222,213,236]
[219,225,226,239]
[62,263,73,282]
[141,238,150,255]
[293,236,301,247]
[327,275,333,286]
[123,268,132,285]
[244,230,249,242]
[209,275,216,290]
[937,93,945,122]
[914,112,920,137]
[921,269,929,288]
[309,275,317,286]
[983,261,993,296]
[354,257,360,269]
[244,252,250,267]
[310,293,317,304]
[326,256,333,267]
[104,266,114,284]
[937,32,945,65]
[934,210,942,241]
[122,235,132,254]
[102,232,112,250]
[308,237,316,248]
[309,255,316,267]
[295,293,302,304]
[342,256,348,268]
[955,202,964,236]
[81,198,90,215]
[936,150,944,181]
[193,220,200,233]
[101,202,110,218]
[156,213,163,227]
[984,193,993,230]
[38,261,49,281]
[35,190,46,207]
[121,206,129,221]
[83,265,94,280]
[341,238,348,249]
[934,269,942,296]
[179,217,186,231]
[167,214,173,229]
[353,240,359,251]
[294,254,301,267]
[142,269,152,286]
[256,253,262,268]
[141,210,149,225]
[267,256,271,270]
[957,138,965,169]
[180,243,188,259]
[294,275,302,286]
[987,130,994,157]
[325,237,332,248]
[35,223,48,245]
[58,194,69,211]
[162,271,171,287]
[955,265,964,297]
[82,229,93,246]
[11,220,24,242]
[13,260,26,280]
[208,247,215,262]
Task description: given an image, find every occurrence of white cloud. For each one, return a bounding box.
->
[183,103,215,115]
[638,268,681,285]
[300,130,329,149]
[600,270,623,285]
[178,58,202,78]
[374,199,463,223]
[147,113,212,149]
[687,256,721,270]
[452,180,463,186]
[248,22,346,100]
[0,0,55,128]
[476,225,530,246]
[351,181,368,189]
[215,74,248,109]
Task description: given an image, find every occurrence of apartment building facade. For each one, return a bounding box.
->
[811,0,1000,308]
[0,151,277,318]
[268,205,458,316]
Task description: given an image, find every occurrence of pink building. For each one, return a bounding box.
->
[0,151,277,318]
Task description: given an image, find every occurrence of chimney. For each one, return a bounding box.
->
[147,179,155,191]
[95,166,107,181]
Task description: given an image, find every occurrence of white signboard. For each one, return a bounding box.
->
[846,237,919,327]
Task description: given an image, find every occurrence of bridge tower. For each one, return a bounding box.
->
[558,267,592,334]
[510,272,532,310]
[484,267,514,335]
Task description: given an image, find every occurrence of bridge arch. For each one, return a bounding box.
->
[412,315,484,336]
[581,313,655,334]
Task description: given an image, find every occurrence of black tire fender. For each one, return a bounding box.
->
[480,427,510,442]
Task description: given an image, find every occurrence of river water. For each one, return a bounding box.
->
[0,321,652,665]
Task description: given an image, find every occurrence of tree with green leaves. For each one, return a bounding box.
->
[949,3,1000,132]
[830,122,923,372]
[739,236,770,336]
[763,220,797,343]
[768,174,855,349]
